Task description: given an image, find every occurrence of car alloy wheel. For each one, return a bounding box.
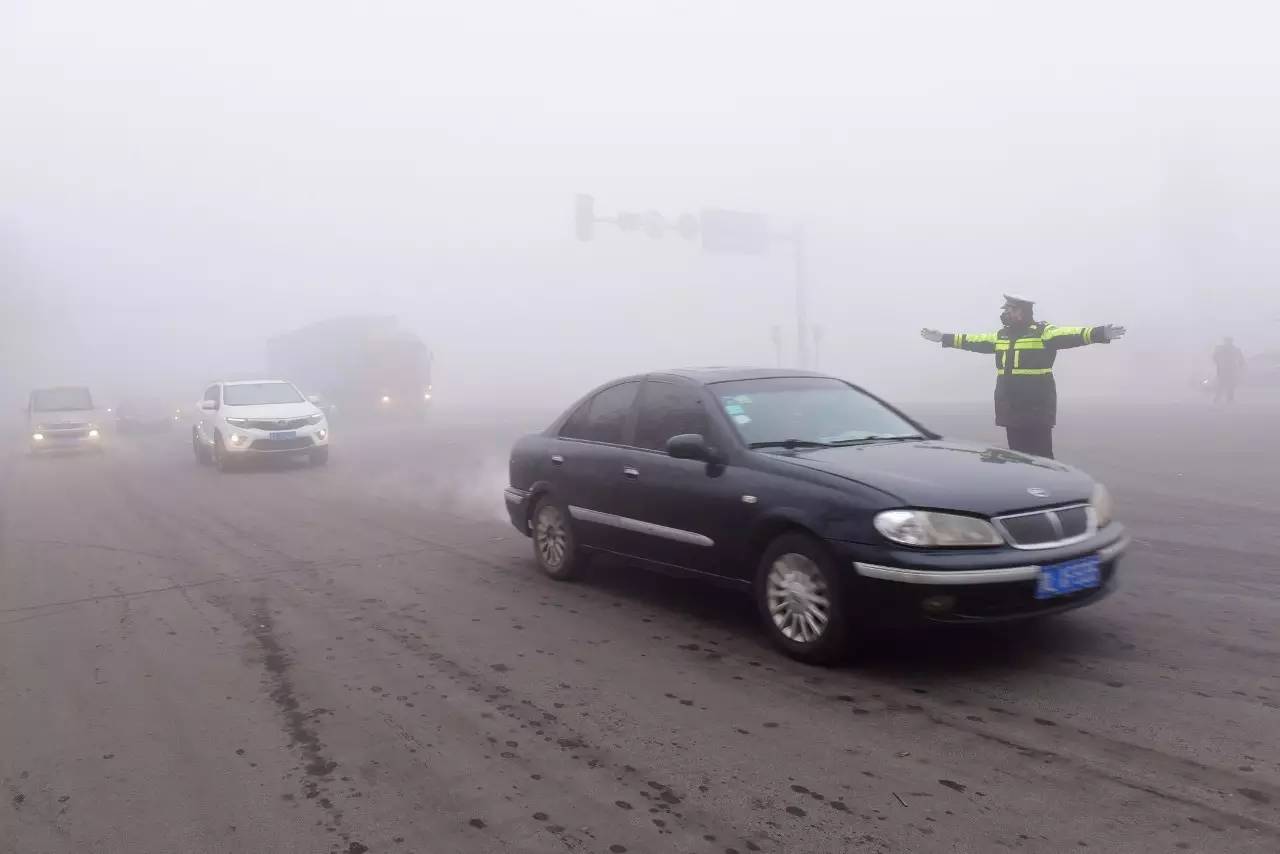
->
[532,498,578,580]
[766,553,831,644]
[756,533,850,664]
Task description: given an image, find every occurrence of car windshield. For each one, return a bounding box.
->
[711,377,923,448]
[31,387,94,411]
[223,382,304,406]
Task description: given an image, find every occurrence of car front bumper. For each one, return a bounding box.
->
[220,424,330,455]
[831,525,1129,624]
[30,431,103,453]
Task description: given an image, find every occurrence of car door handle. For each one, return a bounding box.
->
[551,455,564,465]
[622,467,639,479]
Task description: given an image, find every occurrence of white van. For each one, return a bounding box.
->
[27,386,104,453]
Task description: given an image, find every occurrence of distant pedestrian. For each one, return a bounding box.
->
[1212,337,1246,404]
[921,294,1126,459]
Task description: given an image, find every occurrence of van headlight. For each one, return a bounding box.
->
[874,509,1004,547]
[1091,483,1114,528]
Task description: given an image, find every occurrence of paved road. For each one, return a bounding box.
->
[2,402,1278,854]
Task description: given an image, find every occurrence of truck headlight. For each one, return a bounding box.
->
[1091,483,1114,528]
[874,509,1004,548]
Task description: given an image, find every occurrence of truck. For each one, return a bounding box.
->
[266,316,433,420]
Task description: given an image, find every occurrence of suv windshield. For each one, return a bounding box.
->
[31,387,94,412]
[712,377,923,448]
[223,382,303,406]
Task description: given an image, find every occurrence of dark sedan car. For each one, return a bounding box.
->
[504,369,1128,663]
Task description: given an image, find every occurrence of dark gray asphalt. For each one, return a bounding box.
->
[2,401,1278,854]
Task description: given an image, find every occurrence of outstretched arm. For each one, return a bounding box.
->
[921,328,999,354]
[1043,324,1126,351]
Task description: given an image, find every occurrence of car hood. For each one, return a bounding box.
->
[32,410,97,427]
[221,402,320,420]
[772,439,1096,516]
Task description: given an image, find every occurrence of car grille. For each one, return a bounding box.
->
[995,503,1093,548]
[47,430,90,440]
[249,436,314,451]
[240,417,313,430]
[40,422,89,431]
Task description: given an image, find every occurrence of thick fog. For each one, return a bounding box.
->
[4,0,1279,415]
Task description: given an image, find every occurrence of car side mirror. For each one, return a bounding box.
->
[199,400,217,412]
[667,433,722,463]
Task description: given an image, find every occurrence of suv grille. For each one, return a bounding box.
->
[240,417,313,430]
[995,504,1093,548]
[250,436,314,451]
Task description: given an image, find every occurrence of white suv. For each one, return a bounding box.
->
[193,379,329,470]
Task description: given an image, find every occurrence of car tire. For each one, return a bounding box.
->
[309,447,329,466]
[755,533,852,665]
[531,496,580,581]
[213,434,233,472]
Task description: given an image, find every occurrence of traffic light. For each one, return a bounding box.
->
[575,194,595,242]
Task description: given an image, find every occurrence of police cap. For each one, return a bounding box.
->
[1002,293,1035,309]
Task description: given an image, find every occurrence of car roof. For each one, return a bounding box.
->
[653,367,834,384]
[218,378,294,386]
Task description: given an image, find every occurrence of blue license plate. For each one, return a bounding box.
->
[269,430,297,440]
[1036,556,1101,599]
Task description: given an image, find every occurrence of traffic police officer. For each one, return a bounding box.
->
[920,295,1126,459]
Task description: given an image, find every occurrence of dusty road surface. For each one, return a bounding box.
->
[2,401,1278,854]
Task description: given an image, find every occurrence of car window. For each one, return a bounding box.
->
[560,381,640,444]
[31,388,94,411]
[223,382,304,406]
[635,381,709,451]
[203,386,220,406]
[712,377,920,447]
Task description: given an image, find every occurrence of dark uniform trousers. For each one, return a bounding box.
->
[1005,425,1054,459]
[940,322,1112,461]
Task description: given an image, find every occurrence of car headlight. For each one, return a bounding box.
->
[1091,483,1114,528]
[225,417,251,426]
[88,428,101,439]
[32,432,44,441]
[304,414,324,426]
[874,509,1004,547]
[316,428,328,440]
[381,395,392,404]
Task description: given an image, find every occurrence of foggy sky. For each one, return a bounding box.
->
[4,0,1279,411]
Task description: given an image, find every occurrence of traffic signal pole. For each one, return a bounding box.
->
[791,225,811,370]
[576,194,816,369]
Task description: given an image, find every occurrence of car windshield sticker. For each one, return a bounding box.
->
[724,403,745,416]
[733,413,752,425]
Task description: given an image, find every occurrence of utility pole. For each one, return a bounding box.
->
[770,325,783,367]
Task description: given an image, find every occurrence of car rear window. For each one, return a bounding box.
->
[560,381,639,444]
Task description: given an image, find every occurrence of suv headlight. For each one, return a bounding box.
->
[874,509,1004,548]
[1091,483,1114,528]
